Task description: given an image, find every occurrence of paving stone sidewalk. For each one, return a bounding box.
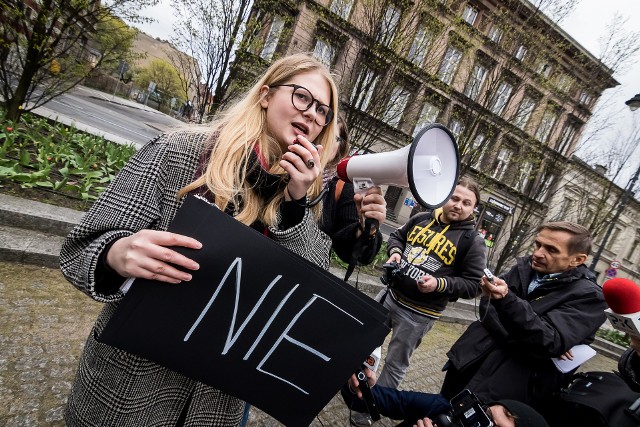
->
[0,261,618,427]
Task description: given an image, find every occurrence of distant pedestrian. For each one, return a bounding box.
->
[60,53,340,426]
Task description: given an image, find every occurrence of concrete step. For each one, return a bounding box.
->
[0,193,84,236]
[0,225,64,269]
[592,337,626,360]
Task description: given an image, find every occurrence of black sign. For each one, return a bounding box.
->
[99,195,389,426]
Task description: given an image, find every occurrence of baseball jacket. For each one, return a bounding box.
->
[59,130,331,426]
[385,209,487,318]
[442,256,607,407]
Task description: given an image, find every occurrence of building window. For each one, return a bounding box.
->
[379,5,401,47]
[413,102,440,137]
[437,46,462,85]
[313,39,335,68]
[536,61,552,78]
[449,119,465,139]
[535,108,558,143]
[626,238,640,262]
[260,15,284,60]
[408,25,432,66]
[516,161,533,192]
[579,90,592,106]
[490,81,513,115]
[492,148,511,180]
[514,44,527,61]
[556,123,576,155]
[461,5,478,25]
[383,86,410,127]
[351,68,379,112]
[470,133,486,167]
[536,171,554,202]
[560,197,574,220]
[329,0,354,20]
[488,26,502,43]
[464,63,488,101]
[557,74,573,93]
[513,96,536,130]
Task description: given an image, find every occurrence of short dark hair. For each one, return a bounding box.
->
[330,115,351,167]
[457,176,480,207]
[537,221,592,255]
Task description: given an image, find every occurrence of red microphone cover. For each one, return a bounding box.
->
[603,278,640,314]
[336,156,352,183]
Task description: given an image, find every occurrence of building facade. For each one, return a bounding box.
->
[233,0,618,272]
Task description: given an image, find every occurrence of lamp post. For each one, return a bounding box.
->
[589,93,640,272]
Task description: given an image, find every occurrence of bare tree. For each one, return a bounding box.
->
[168,0,253,123]
[0,0,156,121]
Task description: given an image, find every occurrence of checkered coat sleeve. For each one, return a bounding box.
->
[59,130,331,426]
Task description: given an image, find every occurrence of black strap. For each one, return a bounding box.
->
[344,218,378,282]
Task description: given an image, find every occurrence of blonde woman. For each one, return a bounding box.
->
[60,53,339,426]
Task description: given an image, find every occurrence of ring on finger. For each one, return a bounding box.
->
[306,159,315,169]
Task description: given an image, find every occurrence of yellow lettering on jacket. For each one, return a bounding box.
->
[407,225,458,266]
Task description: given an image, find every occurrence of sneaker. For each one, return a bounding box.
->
[350,411,373,426]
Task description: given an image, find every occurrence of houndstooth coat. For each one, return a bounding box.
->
[59,130,331,426]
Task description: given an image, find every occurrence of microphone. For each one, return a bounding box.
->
[603,278,640,336]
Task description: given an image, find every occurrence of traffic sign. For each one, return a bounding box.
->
[605,268,618,278]
[610,260,622,269]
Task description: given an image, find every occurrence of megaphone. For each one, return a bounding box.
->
[336,123,460,208]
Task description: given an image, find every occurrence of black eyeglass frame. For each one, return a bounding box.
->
[269,83,334,126]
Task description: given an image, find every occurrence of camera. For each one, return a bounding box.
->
[381,261,405,288]
[433,390,494,427]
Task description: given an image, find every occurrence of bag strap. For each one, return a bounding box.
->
[335,179,345,203]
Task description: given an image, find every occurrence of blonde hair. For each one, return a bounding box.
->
[179,53,339,227]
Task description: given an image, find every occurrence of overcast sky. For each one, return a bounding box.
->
[133,1,640,171]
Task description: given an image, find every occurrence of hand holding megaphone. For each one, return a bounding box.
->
[336,124,460,209]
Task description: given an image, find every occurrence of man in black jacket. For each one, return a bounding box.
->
[376,177,487,390]
[440,221,607,419]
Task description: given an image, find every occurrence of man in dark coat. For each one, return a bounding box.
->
[440,221,607,418]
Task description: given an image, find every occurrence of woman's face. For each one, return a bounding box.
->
[260,70,332,150]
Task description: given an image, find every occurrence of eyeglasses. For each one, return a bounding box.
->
[270,84,334,126]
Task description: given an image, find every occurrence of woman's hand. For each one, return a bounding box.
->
[354,186,387,236]
[280,135,323,201]
[106,229,202,283]
[414,417,435,427]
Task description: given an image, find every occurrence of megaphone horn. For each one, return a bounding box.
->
[336,123,460,209]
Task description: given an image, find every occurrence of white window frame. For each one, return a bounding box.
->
[514,44,527,61]
[407,25,432,65]
[383,86,410,127]
[488,26,502,43]
[351,68,379,112]
[413,102,440,137]
[492,148,511,180]
[260,15,284,60]
[579,90,592,106]
[464,63,487,101]
[535,109,558,143]
[329,0,354,20]
[462,5,478,25]
[449,119,465,139]
[516,161,533,192]
[437,47,462,85]
[490,81,513,115]
[379,5,401,47]
[470,133,486,167]
[313,39,335,68]
[556,123,576,155]
[513,96,536,130]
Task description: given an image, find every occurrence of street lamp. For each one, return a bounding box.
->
[589,93,640,272]
[626,93,640,111]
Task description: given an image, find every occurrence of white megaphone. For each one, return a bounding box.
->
[336,123,460,208]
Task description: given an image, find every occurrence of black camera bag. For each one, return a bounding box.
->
[553,371,640,426]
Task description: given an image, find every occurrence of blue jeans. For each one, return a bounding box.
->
[341,384,451,426]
